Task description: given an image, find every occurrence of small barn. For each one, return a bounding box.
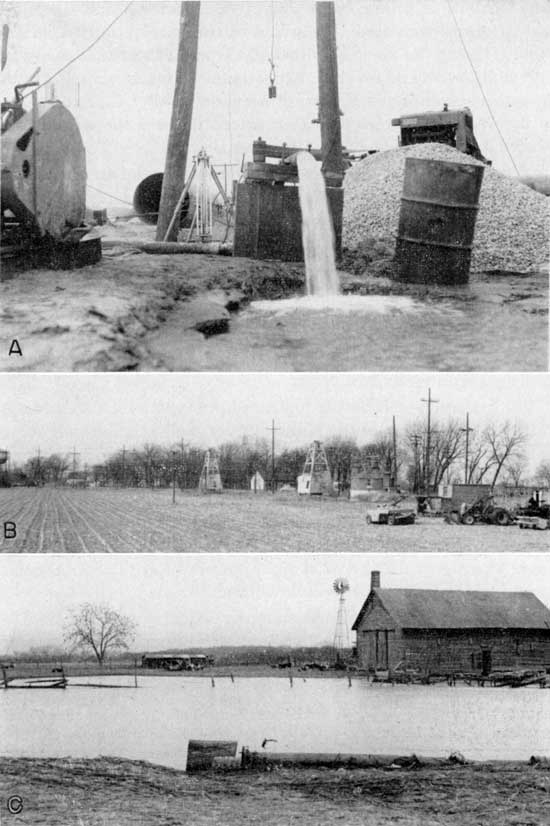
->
[349,453,394,500]
[352,571,550,676]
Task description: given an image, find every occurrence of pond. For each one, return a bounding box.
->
[2,676,549,770]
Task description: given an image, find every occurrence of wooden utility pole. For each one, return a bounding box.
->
[316,2,344,179]
[461,413,474,484]
[156,2,201,241]
[266,419,280,494]
[421,389,438,495]
[392,416,397,488]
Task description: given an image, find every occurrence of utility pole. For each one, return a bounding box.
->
[461,413,474,484]
[71,447,80,474]
[266,420,280,493]
[180,439,185,489]
[421,389,438,495]
[392,416,397,488]
[156,1,201,241]
[171,450,177,504]
[411,434,422,493]
[315,2,344,179]
[121,445,126,488]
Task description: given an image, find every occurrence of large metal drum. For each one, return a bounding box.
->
[1,101,86,239]
[395,157,484,285]
[133,172,190,226]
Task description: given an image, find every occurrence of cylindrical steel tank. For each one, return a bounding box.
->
[1,101,86,239]
[395,157,484,285]
[133,172,190,225]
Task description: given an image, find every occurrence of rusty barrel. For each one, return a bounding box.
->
[395,157,484,285]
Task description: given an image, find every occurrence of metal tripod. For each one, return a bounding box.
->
[163,148,232,243]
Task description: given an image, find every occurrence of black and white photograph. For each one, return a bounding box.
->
[1,0,550,824]
[0,372,549,553]
[1,0,548,371]
[1,552,550,825]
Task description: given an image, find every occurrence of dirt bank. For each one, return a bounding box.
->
[1,222,547,372]
[1,756,549,825]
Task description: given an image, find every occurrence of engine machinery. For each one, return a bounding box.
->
[392,105,490,163]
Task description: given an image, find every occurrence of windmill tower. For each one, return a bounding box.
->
[332,577,350,663]
[198,449,223,493]
[297,440,333,495]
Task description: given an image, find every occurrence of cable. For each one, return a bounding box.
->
[445,0,520,174]
[86,184,134,207]
[22,1,134,100]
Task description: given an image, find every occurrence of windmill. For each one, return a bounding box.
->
[332,577,350,664]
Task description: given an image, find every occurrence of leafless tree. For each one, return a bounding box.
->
[482,421,527,487]
[64,603,137,665]
[503,459,528,487]
[534,460,550,488]
[44,453,70,485]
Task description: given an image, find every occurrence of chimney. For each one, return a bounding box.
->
[371,570,381,590]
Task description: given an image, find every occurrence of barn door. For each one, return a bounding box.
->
[375,631,389,669]
[481,649,492,676]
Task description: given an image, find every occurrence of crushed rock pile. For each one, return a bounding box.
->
[343,143,549,273]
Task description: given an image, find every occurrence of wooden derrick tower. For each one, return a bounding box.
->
[297,440,334,496]
[198,449,223,492]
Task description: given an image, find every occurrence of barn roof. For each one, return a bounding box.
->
[352,589,550,631]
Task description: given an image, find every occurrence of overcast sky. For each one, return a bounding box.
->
[1,552,550,653]
[1,372,549,470]
[2,0,548,209]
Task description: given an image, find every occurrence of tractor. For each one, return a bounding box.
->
[449,495,514,526]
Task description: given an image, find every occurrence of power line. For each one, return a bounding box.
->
[22,1,135,100]
[86,184,134,207]
[445,0,520,175]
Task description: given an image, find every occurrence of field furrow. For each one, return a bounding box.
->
[0,488,547,553]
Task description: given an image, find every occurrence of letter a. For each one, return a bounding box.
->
[8,339,22,356]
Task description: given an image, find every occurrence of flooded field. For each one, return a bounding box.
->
[2,676,549,770]
[0,488,547,553]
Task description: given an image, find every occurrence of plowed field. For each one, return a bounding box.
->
[0,488,547,553]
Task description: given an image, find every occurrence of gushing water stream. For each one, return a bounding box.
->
[296,151,340,296]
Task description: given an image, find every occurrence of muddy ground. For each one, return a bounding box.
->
[1,756,549,825]
[1,222,547,372]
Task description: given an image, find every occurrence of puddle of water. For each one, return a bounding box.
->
[249,294,425,315]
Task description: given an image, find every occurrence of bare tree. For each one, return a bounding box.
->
[64,604,137,665]
[503,459,528,487]
[325,436,357,492]
[534,460,550,488]
[482,421,527,487]
[44,453,70,485]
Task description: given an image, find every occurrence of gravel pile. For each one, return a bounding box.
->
[343,143,549,273]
